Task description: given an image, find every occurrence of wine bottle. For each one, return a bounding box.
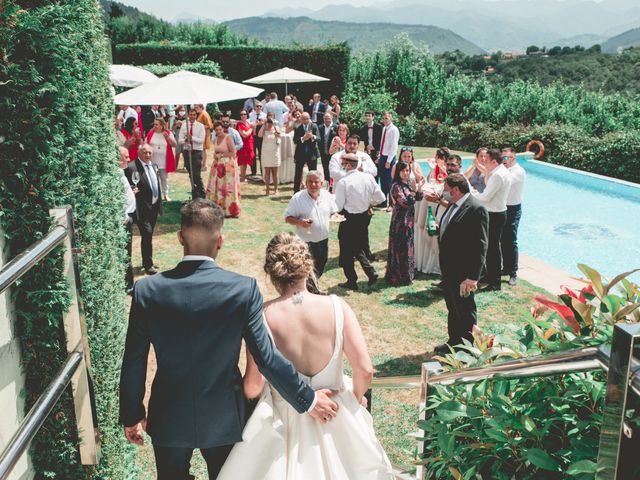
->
[427,206,437,237]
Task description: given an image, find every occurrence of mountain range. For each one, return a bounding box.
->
[223,16,485,55]
[262,0,640,52]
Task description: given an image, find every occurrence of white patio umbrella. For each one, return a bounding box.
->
[112,70,264,105]
[243,67,329,95]
[109,64,159,88]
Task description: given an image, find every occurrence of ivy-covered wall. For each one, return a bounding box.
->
[0,0,135,477]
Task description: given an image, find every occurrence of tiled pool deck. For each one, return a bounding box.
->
[519,253,585,294]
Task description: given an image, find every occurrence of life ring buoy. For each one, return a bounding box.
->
[526,140,545,159]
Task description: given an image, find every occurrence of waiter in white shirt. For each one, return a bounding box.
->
[377,111,400,208]
[179,108,206,199]
[284,170,339,278]
[329,134,377,185]
[501,146,526,286]
[329,134,378,261]
[119,147,137,291]
[334,156,386,290]
[472,148,511,291]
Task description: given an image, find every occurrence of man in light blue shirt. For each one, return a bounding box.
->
[263,92,288,126]
[221,113,243,152]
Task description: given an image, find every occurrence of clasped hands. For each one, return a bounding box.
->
[124,418,147,446]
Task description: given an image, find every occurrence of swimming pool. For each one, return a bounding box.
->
[420,153,640,282]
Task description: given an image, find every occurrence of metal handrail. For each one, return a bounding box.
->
[0,225,67,296]
[0,352,82,479]
[0,208,99,480]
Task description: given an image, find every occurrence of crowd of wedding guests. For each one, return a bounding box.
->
[116,93,526,351]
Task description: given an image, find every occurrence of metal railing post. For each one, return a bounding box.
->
[415,362,443,480]
[596,323,640,479]
[50,207,100,465]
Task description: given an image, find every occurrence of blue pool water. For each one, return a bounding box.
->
[420,153,640,282]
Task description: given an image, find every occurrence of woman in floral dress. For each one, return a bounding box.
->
[207,121,241,217]
[386,161,424,286]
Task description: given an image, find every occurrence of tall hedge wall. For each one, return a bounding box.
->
[114,42,350,99]
[0,0,134,478]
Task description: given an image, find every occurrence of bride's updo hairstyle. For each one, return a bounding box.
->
[264,233,316,294]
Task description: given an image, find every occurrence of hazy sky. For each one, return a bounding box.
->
[119,0,376,22]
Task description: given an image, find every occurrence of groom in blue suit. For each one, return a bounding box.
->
[119,199,338,479]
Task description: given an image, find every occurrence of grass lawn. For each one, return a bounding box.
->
[130,161,548,477]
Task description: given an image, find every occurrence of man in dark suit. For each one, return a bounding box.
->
[317,112,336,182]
[435,173,489,354]
[119,199,338,480]
[305,93,327,124]
[293,112,320,193]
[360,111,383,176]
[125,143,162,275]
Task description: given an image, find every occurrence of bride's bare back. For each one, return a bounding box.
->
[265,293,338,377]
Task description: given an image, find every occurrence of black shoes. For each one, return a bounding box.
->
[145,266,159,275]
[508,275,517,286]
[367,274,378,287]
[338,282,358,291]
[433,343,452,355]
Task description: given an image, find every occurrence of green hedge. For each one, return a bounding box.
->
[114,42,351,98]
[397,116,640,184]
[0,0,134,477]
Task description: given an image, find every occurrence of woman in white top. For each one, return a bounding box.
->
[258,112,282,195]
[218,233,393,480]
[146,118,177,200]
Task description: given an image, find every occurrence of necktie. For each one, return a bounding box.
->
[146,164,159,199]
[379,127,387,155]
[440,203,458,236]
[189,122,194,150]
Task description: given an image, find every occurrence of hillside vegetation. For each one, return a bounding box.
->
[437,47,640,96]
[223,16,485,55]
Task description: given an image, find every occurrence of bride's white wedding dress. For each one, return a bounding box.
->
[218,295,394,479]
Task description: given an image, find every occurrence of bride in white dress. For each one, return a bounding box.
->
[218,233,393,479]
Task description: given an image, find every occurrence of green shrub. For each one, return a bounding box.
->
[114,42,351,98]
[419,266,640,479]
[0,0,133,477]
[141,57,223,77]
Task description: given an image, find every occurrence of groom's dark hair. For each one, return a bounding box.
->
[180,199,224,234]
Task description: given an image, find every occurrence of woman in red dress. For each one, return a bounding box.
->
[121,117,142,162]
[236,110,255,182]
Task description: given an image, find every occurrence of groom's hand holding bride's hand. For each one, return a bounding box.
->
[124,417,147,446]
[309,389,339,424]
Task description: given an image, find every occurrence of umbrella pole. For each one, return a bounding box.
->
[285,81,288,97]
[186,128,195,200]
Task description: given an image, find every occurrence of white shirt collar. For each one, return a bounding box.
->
[454,193,470,208]
[182,255,215,263]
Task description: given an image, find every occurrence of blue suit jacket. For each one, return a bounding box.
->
[119,260,315,448]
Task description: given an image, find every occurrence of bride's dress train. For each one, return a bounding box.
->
[217,295,394,479]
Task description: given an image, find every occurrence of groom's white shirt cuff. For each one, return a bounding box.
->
[307,394,317,413]
[182,255,215,262]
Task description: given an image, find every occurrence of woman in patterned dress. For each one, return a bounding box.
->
[385,161,424,286]
[207,121,241,217]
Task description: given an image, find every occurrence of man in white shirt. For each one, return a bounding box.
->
[334,156,386,290]
[378,111,400,208]
[329,134,377,185]
[305,93,327,124]
[284,171,339,278]
[179,108,206,199]
[263,92,289,126]
[501,146,526,286]
[473,148,511,291]
[249,104,267,176]
[117,105,137,122]
[119,147,137,291]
